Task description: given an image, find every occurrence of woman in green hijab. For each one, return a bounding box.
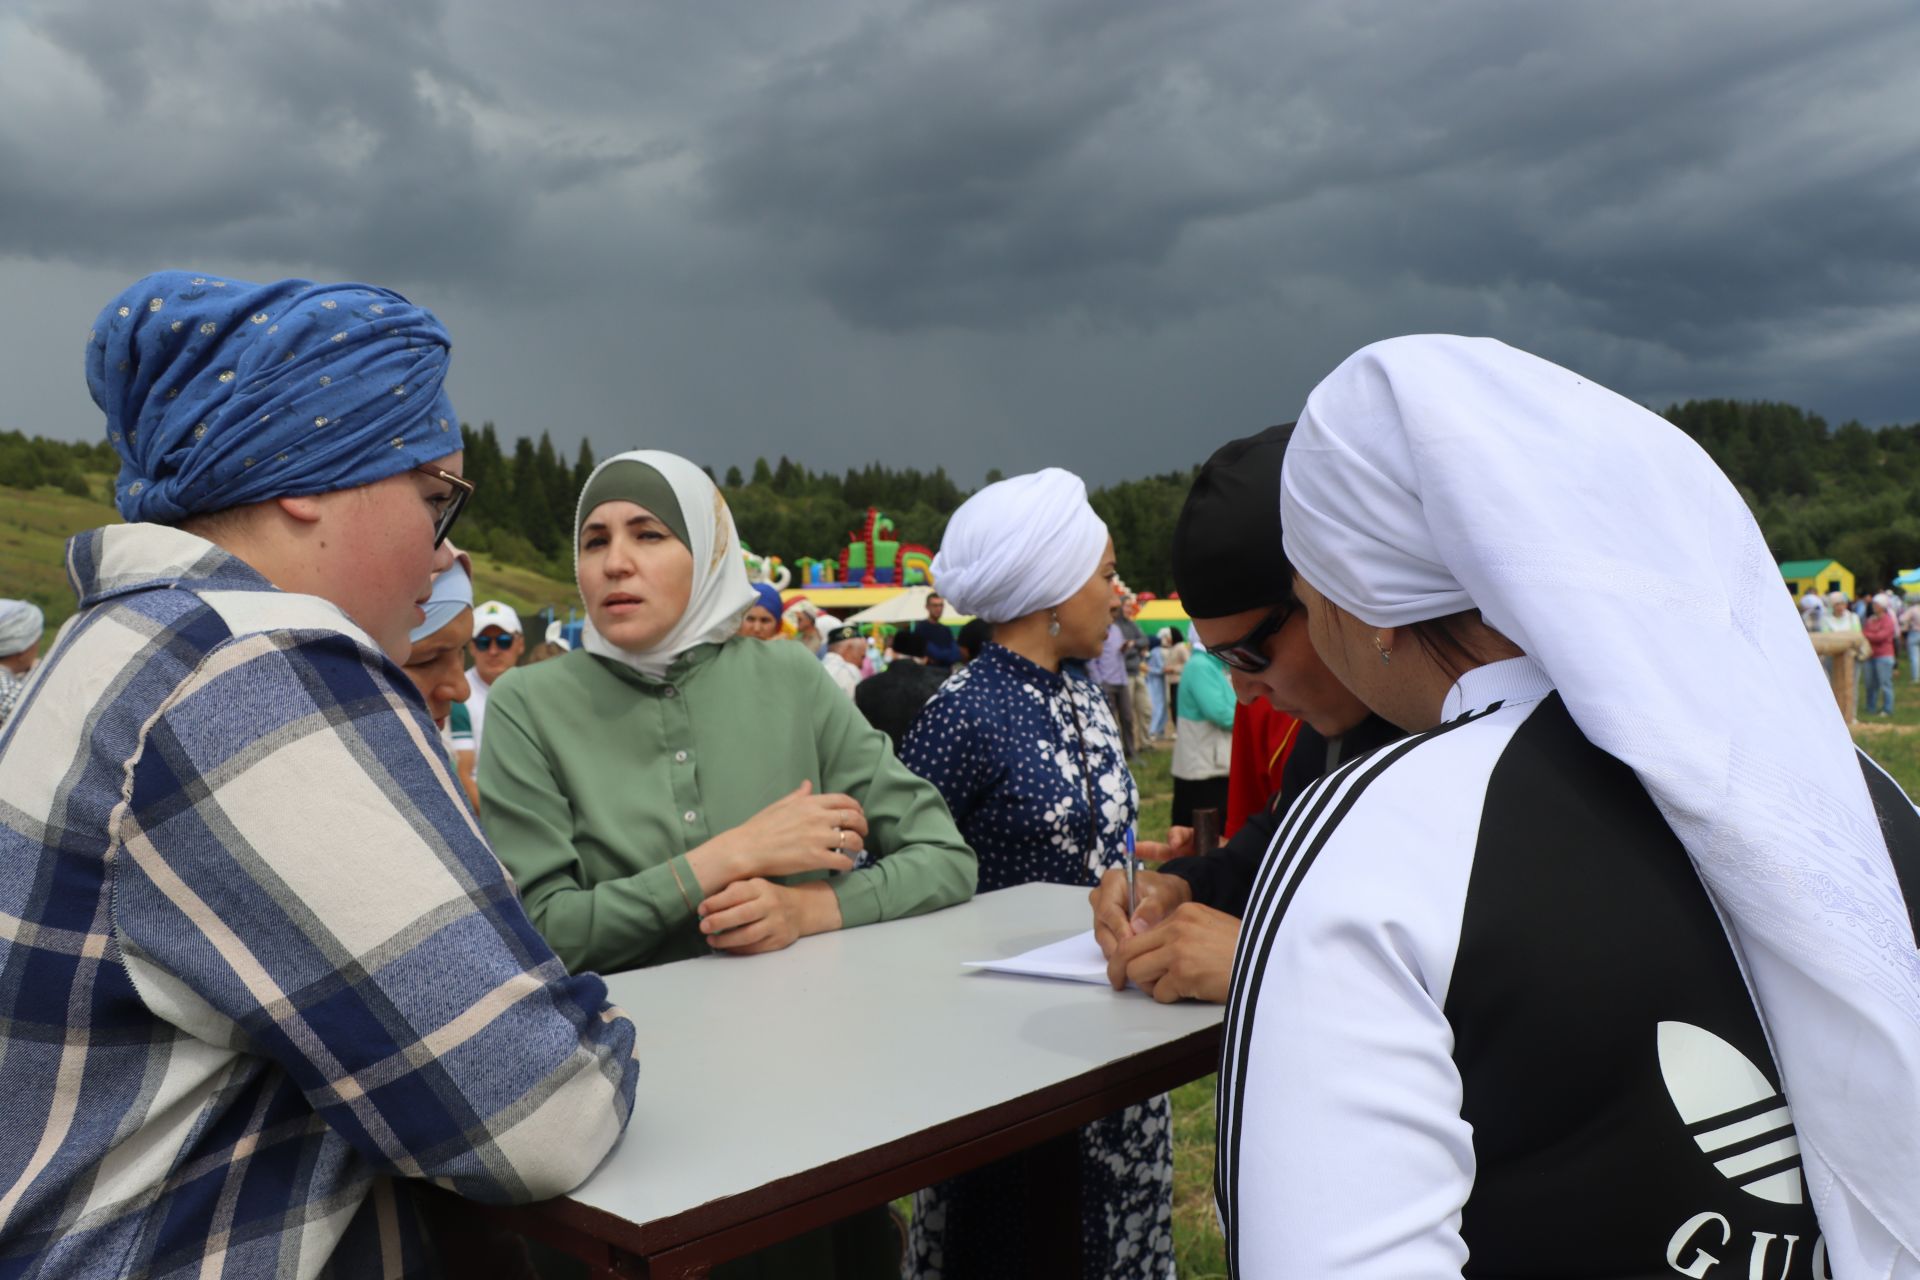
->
[480,449,977,1278]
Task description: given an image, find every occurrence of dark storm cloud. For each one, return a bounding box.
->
[702,2,1278,329]
[0,0,654,294]
[703,0,1920,370]
[1,0,1916,487]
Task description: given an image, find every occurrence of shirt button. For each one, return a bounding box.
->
[663,687,678,699]
[675,750,689,763]
[683,810,697,823]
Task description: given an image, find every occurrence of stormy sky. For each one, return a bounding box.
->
[3,0,1916,486]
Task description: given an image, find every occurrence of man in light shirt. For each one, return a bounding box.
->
[463,598,524,756]
[820,624,867,698]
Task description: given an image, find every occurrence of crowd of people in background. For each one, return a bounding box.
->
[1801,584,1920,716]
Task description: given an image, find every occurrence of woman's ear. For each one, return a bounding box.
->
[274,494,325,525]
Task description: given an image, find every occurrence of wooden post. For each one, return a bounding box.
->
[1810,632,1866,727]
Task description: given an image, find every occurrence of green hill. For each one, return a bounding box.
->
[0,484,118,637]
[0,481,582,647]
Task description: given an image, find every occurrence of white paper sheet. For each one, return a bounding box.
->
[963,929,1112,985]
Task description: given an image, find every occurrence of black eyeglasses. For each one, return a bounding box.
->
[1209,602,1295,674]
[471,634,515,652]
[413,465,474,548]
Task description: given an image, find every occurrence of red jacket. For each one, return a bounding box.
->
[1865,612,1898,658]
[1225,700,1302,839]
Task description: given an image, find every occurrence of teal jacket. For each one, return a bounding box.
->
[1177,650,1237,729]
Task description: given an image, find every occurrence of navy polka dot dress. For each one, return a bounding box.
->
[900,643,1175,1279]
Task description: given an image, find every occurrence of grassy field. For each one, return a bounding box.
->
[1846,654,1920,792]
[0,480,582,638]
[0,483,119,636]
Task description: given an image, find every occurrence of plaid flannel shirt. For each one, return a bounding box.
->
[0,525,638,1279]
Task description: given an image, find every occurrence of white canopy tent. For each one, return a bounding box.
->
[841,587,973,626]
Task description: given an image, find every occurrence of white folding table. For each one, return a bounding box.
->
[433,883,1223,1278]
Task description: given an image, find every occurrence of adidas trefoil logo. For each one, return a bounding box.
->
[1657,1021,1803,1206]
[1657,1022,1831,1279]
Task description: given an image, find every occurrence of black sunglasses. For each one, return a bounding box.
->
[413,465,475,548]
[471,634,516,652]
[1209,601,1295,674]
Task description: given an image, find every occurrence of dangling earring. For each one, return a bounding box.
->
[1374,634,1392,665]
[1048,610,1062,638]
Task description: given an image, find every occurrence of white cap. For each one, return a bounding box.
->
[472,601,523,635]
[544,619,572,651]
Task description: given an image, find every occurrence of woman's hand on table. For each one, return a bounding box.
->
[1106,903,1241,1004]
[1089,867,1193,959]
[687,781,866,892]
[698,879,842,954]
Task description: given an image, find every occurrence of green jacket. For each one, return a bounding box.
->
[479,635,978,974]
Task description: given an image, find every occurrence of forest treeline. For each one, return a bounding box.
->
[8,398,1920,595]
[1661,401,1920,592]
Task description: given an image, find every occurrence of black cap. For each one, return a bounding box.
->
[1170,423,1294,619]
[890,630,927,658]
[828,625,862,644]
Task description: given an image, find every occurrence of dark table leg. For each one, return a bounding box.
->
[419,1184,649,1278]
[1027,1129,1082,1280]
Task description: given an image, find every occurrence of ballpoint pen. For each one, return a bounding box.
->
[1125,823,1138,918]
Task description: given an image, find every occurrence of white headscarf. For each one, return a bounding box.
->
[0,600,43,658]
[932,469,1109,624]
[574,450,757,679]
[1281,335,1920,1275]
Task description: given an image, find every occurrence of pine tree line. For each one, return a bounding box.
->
[1663,400,1920,591]
[451,404,1920,596]
[0,432,117,498]
[12,400,1920,595]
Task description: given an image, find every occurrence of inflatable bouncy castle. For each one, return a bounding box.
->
[840,508,935,587]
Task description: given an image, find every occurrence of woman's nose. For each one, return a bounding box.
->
[601,538,636,575]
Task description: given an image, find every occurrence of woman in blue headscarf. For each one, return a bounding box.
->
[739,581,785,640]
[85,270,473,660]
[0,270,640,1279]
[401,545,480,810]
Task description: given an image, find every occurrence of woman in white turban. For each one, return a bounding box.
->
[900,468,1177,1280]
[1216,336,1920,1279]
[0,598,45,731]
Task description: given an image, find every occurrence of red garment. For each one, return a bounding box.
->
[1864,612,1898,658]
[1224,700,1302,839]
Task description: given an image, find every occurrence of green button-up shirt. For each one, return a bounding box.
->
[480,635,977,973]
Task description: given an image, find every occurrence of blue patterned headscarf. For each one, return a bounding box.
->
[87,271,463,524]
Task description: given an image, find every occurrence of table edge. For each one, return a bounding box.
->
[520,1019,1222,1261]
